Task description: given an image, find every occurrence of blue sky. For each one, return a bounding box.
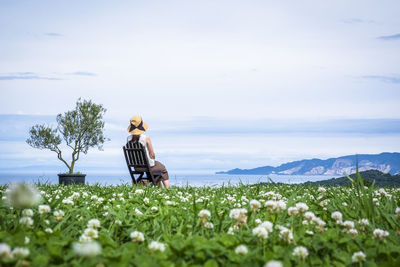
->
[0,1,399,174]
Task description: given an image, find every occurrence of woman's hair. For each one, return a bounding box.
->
[130,134,140,144]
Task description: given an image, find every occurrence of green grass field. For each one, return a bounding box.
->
[1,179,399,266]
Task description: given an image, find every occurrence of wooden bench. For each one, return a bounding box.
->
[123,141,163,186]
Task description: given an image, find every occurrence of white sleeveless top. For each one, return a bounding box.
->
[127,134,155,167]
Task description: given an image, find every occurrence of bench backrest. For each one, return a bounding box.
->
[123,141,150,173]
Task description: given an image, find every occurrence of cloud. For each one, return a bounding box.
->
[362,75,400,84]
[44,32,63,37]
[0,75,61,81]
[67,71,97,76]
[377,33,400,40]
[342,18,375,24]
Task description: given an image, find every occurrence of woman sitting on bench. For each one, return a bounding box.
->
[127,115,170,188]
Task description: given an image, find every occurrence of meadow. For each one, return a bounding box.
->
[0,177,399,266]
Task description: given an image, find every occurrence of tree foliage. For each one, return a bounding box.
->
[26,98,108,174]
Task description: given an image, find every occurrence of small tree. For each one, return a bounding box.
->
[27,98,108,174]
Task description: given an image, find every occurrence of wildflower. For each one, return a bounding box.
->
[343,221,355,229]
[288,207,298,216]
[395,207,400,218]
[79,234,92,243]
[62,198,74,205]
[292,246,308,260]
[252,226,269,240]
[0,243,12,260]
[264,261,283,267]
[331,211,342,223]
[115,220,122,226]
[203,222,214,229]
[135,208,143,216]
[198,209,211,220]
[373,229,389,240]
[348,228,358,237]
[19,216,34,227]
[135,189,144,195]
[143,197,150,205]
[5,183,41,208]
[259,221,274,233]
[304,211,315,221]
[130,231,145,242]
[295,203,309,212]
[148,241,166,252]
[53,210,65,221]
[229,208,248,226]
[72,241,102,257]
[84,228,98,239]
[45,228,53,234]
[22,209,34,217]
[103,212,109,217]
[359,218,369,226]
[151,206,158,211]
[264,200,277,211]
[305,230,314,235]
[317,187,326,194]
[250,200,261,212]
[87,219,101,229]
[25,237,30,244]
[255,218,262,225]
[352,251,366,263]
[38,205,51,214]
[12,247,30,259]
[235,245,248,255]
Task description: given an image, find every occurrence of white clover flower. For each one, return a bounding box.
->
[115,220,122,226]
[87,219,101,229]
[72,241,101,257]
[84,228,98,239]
[295,203,309,212]
[305,230,314,235]
[22,209,34,217]
[12,247,30,259]
[288,207,298,216]
[79,234,92,243]
[38,205,51,214]
[5,183,41,208]
[343,221,355,229]
[19,216,34,227]
[264,260,283,267]
[348,228,358,237]
[259,221,274,233]
[252,226,269,240]
[135,208,143,216]
[53,210,65,221]
[198,209,211,220]
[373,228,389,240]
[264,200,277,210]
[130,231,145,242]
[331,211,342,222]
[151,206,158,211]
[395,207,400,218]
[62,198,74,205]
[71,192,80,199]
[275,200,286,212]
[135,189,144,195]
[229,208,248,225]
[304,211,315,221]
[352,251,366,263]
[250,200,261,211]
[359,219,369,226]
[255,218,262,225]
[0,243,12,260]
[45,228,53,234]
[103,212,109,217]
[148,241,166,252]
[292,246,308,260]
[25,236,30,244]
[235,245,248,255]
[203,222,214,229]
[317,187,326,193]
[143,197,150,205]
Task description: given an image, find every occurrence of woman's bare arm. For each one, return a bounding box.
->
[146,136,156,159]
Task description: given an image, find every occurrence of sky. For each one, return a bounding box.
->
[0,0,399,175]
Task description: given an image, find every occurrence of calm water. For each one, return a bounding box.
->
[0,172,337,187]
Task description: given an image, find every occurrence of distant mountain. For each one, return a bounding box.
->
[216,152,400,175]
[302,169,400,187]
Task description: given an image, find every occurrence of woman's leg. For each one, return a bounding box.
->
[151,161,170,188]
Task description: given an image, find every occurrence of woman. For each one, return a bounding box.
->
[127,115,170,188]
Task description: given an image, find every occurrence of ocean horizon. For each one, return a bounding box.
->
[0,172,338,187]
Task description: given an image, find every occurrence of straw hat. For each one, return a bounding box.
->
[127,115,148,135]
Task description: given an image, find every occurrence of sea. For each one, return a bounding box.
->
[0,172,337,187]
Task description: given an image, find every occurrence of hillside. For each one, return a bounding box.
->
[216,152,400,176]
